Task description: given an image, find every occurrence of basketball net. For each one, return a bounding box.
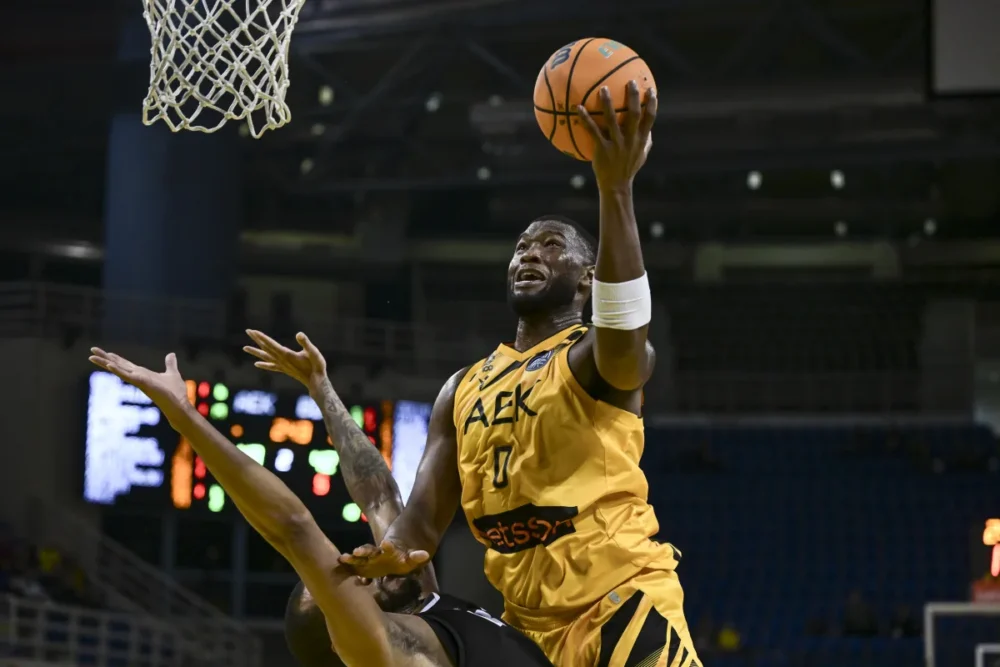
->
[140,0,307,138]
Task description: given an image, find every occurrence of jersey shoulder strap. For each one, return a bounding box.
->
[416,592,482,615]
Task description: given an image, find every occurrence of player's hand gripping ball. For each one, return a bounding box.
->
[534,38,656,161]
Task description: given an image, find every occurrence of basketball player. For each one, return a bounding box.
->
[88,341,551,667]
[340,82,700,667]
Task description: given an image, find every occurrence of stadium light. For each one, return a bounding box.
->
[747,171,762,190]
[924,218,937,236]
[425,92,442,112]
[570,174,585,189]
[650,221,664,239]
[834,221,847,237]
[477,166,491,181]
[318,85,334,106]
[830,170,845,189]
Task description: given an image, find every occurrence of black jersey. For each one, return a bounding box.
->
[416,593,552,667]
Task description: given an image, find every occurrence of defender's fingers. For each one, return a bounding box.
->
[90,358,130,382]
[246,329,285,354]
[102,351,135,372]
[354,544,383,558]
[253,361,281,373]
[88,356,112,371]
[296,332,323,360]
[243,346,273,362]
[405,550,430,565]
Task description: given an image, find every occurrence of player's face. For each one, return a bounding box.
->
[507,221,589,317]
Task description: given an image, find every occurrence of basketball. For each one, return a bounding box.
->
[533,39,656,161]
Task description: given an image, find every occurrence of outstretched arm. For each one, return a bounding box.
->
[577,82,658,391]
[309,375,440,592]
[88,350,422,667]
[243,329,440,591]
[244,330,405,540]
[340,368,466,577]
[310,375,402,543]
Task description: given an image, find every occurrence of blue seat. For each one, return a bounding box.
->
[643,422,997,667]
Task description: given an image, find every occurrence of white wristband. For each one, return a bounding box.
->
[591,272,652,331]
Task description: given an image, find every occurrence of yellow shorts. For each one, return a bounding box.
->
[507,569,700,667]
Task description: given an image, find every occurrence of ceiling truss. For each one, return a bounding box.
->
[243,0,1000,198]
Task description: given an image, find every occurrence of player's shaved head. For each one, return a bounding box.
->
[285,583,342,667]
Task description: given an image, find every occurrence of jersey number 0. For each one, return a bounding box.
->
[492,446,513,488]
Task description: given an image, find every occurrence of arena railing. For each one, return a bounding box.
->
[0,281,486,367]
[0,280,973,412]
[27,498,260,667]
[0,594,198,667]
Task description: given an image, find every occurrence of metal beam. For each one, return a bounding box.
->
[291,0,810,54]
[312,34,430,162]
[462,37,530,91]
[286,137,1000,193]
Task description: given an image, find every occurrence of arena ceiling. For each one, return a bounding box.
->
[2,0,999,258]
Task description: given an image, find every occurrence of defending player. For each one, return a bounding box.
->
[88,339,551,667]
[340,82,700,667]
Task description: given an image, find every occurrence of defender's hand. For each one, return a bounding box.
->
[338,540,430,578]
[89,348,188,413]
[243,330,328,390]
[577,80,657,189]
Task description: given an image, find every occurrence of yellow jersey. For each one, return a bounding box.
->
[452,324,679,621]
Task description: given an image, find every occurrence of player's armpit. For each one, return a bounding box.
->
[569,331,655,407]
[383,614,454,666]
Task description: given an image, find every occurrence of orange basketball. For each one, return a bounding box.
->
[534,38,655,161]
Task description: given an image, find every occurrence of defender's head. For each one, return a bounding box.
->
[507,215,596,318]
[284,576,424,667]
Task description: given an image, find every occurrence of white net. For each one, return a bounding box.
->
[141,0,307,138]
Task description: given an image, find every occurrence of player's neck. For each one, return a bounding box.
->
[513,310,582,352]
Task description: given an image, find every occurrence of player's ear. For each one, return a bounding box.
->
[581,265,595,290]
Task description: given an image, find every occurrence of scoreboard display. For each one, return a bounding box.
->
[83,371,431,524]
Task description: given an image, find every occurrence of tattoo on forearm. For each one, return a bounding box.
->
[315,379,399,509]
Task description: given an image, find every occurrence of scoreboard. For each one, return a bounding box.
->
[83,371,430,524]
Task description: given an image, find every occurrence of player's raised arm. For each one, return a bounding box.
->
[576,81,658,391]
[244,331,403,542]
[340,368,466,579]
[87,348,417,667]
[243,329,440,592]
